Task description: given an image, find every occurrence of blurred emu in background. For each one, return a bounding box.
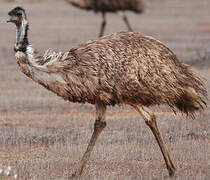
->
[65,0,144,37]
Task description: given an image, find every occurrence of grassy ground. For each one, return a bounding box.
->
[0,0,210,179]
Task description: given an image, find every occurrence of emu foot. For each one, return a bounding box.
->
[168,166,176,178]
[67,173,79,180]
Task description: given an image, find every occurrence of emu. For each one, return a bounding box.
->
[7,7,207,178]
[64,0,144,37]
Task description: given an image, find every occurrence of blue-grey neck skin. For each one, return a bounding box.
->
[15,13,29,52]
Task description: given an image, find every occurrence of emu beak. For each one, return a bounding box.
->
[7,16,12,23]
[6,15,15,23]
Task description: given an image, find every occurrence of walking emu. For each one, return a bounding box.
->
[7,7,207,178]
[65,0,144,37]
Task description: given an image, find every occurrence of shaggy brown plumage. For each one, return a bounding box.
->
[8,7,207,178]
[65,0,144,37]
[27,33,207,115]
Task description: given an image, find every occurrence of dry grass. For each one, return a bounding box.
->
[0,0,210,179]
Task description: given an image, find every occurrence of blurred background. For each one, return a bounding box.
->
[0,0,210,179]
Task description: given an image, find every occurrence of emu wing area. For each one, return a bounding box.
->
[61,32,205,107]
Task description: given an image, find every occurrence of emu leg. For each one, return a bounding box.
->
[99,12,106,37]
[134,105,176,177]
[72,104,106,177]
[122,13,133,32]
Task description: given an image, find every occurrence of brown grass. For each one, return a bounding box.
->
[1,0,210,179]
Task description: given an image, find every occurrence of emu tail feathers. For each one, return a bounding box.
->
[175,87,207,117]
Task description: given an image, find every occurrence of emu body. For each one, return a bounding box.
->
[8,7,207,178]
[65,0,144,37]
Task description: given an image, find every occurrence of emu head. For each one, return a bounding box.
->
[7,7,27,26]
[7,7,29,52]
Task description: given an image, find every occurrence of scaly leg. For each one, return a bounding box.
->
[99,12,106,37]
[134,105,176,177]
[122,13,133,32]
[72,104,107,177]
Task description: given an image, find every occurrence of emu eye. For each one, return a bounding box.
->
[16,12,22,16]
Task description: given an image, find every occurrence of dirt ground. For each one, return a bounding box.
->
[0,0,210,179]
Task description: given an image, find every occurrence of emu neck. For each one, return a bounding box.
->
[15,17,29,52]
